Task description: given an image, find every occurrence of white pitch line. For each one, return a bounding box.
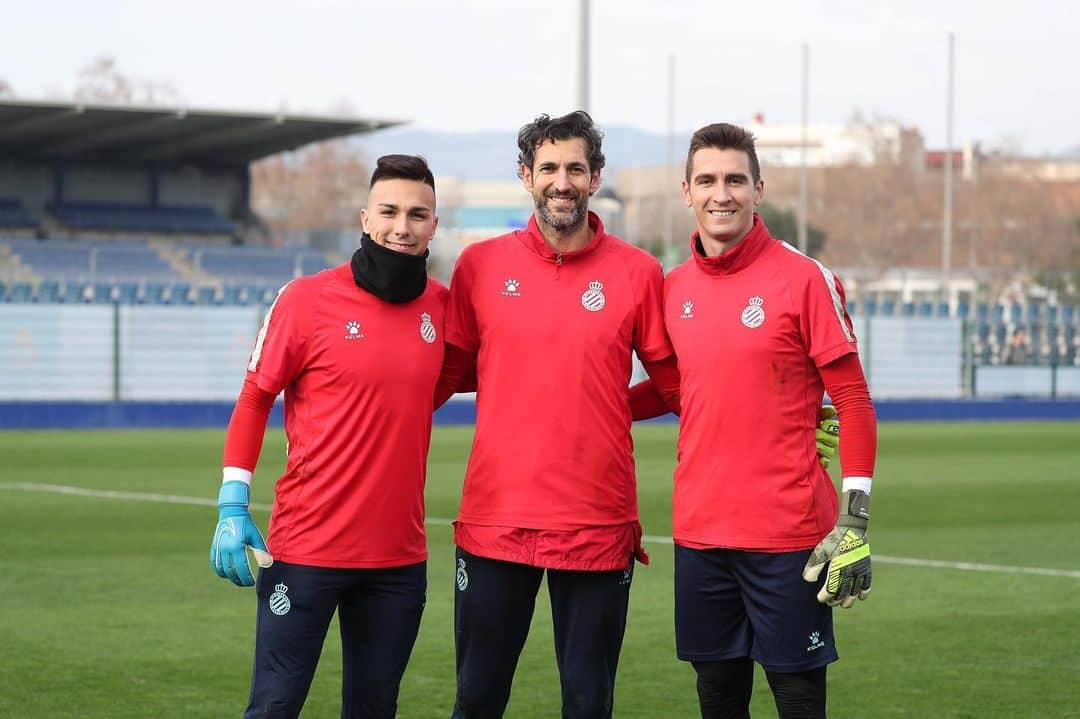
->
[4,482,1079,580]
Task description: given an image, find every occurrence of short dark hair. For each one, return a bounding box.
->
[685,123,761,184]
[370,154,436,198]
[517,111,605,178]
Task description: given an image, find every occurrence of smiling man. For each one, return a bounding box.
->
[209,154,450,719]
[441,111,678,719]
[632,123,878,719]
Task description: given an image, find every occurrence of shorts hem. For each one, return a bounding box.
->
[754,650,839,673]
[676,649,749,663]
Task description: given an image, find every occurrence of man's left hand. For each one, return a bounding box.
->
[816,405,840,469]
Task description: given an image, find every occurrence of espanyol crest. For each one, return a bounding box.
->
[419,312,436,343]
[581,280,606,312]
[741,296,766,328]
[456,558,469,591]
[269,582,291,616]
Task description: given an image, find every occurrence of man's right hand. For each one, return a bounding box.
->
[210,481,273,587]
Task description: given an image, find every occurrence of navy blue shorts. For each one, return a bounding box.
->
[246,560,426,719]
[674,545,837,673]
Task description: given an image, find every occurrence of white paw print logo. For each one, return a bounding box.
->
[680,300,695,319]
[344,321,364,340]
[501,279,521,297]
[809,631,820,644]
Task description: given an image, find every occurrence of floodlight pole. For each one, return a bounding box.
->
[943,33,955,304]
[664,53,675,256]
[797,43,809,254]
[578,0,590,112]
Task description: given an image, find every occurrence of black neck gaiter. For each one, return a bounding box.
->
[350,234,429,303]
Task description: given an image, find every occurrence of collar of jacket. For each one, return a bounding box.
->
[516,211,607,263]
[691,213,773,276]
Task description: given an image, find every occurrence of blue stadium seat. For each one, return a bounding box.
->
[46,202,234,236]
[880,300,896,316]
[901,302,916,317]
[163,283,192,305]
[861,299,878,316]
[115,282,139,304]
[196,286,220,305]
[955,302,970,319]
[975,303,990,322]
[0,198,39,230]
[9,282,33,302]
[1008,304,1022,323]
[222,285,247,305]
[992,305,1005,323]
[0,281,6,302]
[35,280,60,303]
[58,281,86,303]
[846,300,856,316]
[917,301,933,317]
[300,252,332,276]
[1064,305,1077,326]
[140,283,166,305]
[1047,305,1060,325]
[92,282,117,304]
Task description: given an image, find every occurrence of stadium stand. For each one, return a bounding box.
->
[46,202,234,236]
[0,98,398,306]
[0,198,39,231]
[186,245,334,289]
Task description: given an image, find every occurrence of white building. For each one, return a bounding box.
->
[745,115,925,172]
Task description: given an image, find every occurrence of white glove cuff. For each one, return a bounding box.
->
[842,476,873,495]
[222,467,253,485]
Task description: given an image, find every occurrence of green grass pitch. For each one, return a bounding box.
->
[1,422,1078,718]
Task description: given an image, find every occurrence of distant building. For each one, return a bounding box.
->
[924,142,983,180]
[986,156,1080,182]
[745,114,926,173]
[428,177,625,275]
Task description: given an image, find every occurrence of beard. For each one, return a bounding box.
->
[535,189,588,233]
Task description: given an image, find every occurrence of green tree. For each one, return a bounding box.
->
[758,202,827,258]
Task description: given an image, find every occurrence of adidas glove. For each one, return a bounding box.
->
[816,405,840,469]
[210,480,273,587]
[802,489,871,608]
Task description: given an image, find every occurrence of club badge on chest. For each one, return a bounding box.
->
[581,280,606,312]
[741,296,766,328]
[419,312,436,344]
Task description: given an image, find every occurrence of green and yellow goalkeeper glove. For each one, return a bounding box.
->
[802,489,871,608]
[816,405,840,469]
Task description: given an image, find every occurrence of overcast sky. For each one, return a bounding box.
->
[3,0,1077,155]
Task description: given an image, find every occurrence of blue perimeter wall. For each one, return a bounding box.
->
[3,398,1080,429]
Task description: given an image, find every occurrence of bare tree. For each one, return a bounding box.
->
[251,140,370,241]
[73,56,180,105]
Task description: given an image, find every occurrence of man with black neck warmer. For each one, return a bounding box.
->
[209,154,457,719]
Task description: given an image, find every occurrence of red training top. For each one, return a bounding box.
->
[445,212,673,569]
[244,264,447,568]
[664,215,861,551]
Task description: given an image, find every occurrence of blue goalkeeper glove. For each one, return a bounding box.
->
[210,481,273,587]
[816,405,840,469]
[802,489,871,608]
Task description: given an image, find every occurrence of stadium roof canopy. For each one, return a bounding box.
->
[0,99,402,166]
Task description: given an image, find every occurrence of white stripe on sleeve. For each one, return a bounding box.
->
[248,282,292,372]
[781,242,854,343]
